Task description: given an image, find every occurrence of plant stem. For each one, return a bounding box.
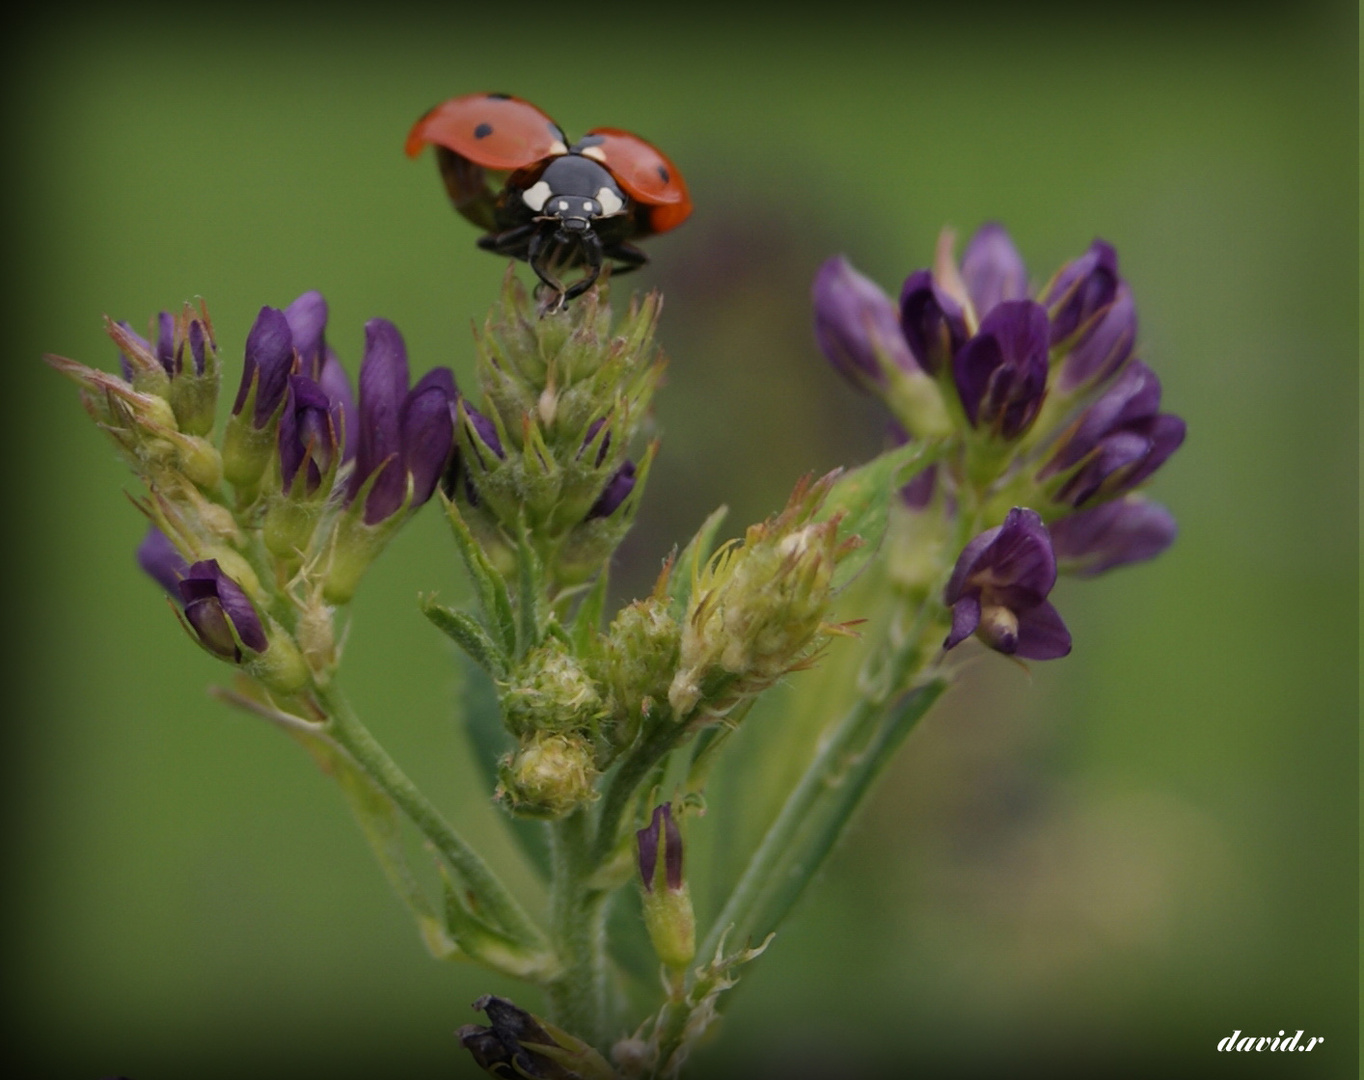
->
[698,626,943,962]
[317,682,548,952]
[547,809,610,1048]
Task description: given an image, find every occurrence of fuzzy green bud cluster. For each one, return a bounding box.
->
[669,474,860,723]
[498,731,600,820]
[453,271,663,589]
[597,595,682,751]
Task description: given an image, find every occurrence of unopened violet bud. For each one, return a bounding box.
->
[813,256,917,393]
[960,222,1029,318]
[400,367,457,513]
[233,306,295,428]
[462,399,505,466]
[177,559,268,661]
[899,269,968,376]
[136,525,188,594]
[349,317,409,517]
[1040,361,1186,507]
[636,802,695,971]
[1049,497,1177,577]
[637,802,684,893]
[579,417,610,466]
[114,321,151,384]
[154,312,175,375]
[952,300,1050,439]
[943,508,1071,660]
[1043,239,1120,345]
[278,375,336,496]
[1058,281,1136,392]
[318,350,356,463]
[586,461,636,521]
[284,290,328,377]
[182,319,211,376]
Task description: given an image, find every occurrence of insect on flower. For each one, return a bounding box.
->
[406,92,692,306]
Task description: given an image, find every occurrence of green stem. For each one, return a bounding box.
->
[590,720,683,866]
[317,683,548,952]
[547,809,610,1048]
[698,628,943,962]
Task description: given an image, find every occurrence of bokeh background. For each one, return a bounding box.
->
[5,2,1356,1078]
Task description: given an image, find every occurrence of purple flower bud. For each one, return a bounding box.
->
[944,508,1071,660]
[317,350,357,463]
[1058,282,1136,392]
[115,320,151,382]
[960,223,1028,318]
[813,256,917,392]
[952,300,1050,439]
[347,320,456,524]
[587,461,636,520]
[463,400,506,466]
[1044,239,1120,344]
[154,311,175,374]
[177,560,267,661]
[637,802,683,893]
[579,417,611,466]
[899,269,968,376]
[284,290,329,378]
[1041,361,1186,507]
[1049,497,1177,577]
[349,317,409,518]
[278,375,337,496]
[179,318,212,376]
[401,367,457,512]
[136,525,189,595]
[232,306,296,427]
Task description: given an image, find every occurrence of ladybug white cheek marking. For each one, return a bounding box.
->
[580,146,608,164]
[522,180,552,212]
[596,188,624,216]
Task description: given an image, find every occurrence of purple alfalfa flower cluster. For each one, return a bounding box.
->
[54,290,495,692]
[813,223,1185,660]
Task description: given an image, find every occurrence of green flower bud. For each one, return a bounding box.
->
[601,595,681,746]
[500,638,606,739]
[669,473,859,722]
[497,732,599,820]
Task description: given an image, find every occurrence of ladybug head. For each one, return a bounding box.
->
[520,154,626,236]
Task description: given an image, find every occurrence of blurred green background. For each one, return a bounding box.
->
[6,3,1356,1078]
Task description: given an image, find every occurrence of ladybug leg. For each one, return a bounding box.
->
[526,230,570,306]
[477,223,537,260]
[601,240,649,277]
[561,232,605,303]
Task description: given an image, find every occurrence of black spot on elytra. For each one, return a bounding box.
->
[474,123,493,139]
[575,134,606,149]
[657,165,670,184]
[487,92,511,100]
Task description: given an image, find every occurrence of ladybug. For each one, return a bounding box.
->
[406,93,691,305]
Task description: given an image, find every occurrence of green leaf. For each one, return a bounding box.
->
[570,567,610,655]
[437,863,560,980]
[442,494,516,654]
[817,440,938,589]
[422,596,508,678]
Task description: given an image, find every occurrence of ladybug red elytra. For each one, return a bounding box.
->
[406,93,692,305]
